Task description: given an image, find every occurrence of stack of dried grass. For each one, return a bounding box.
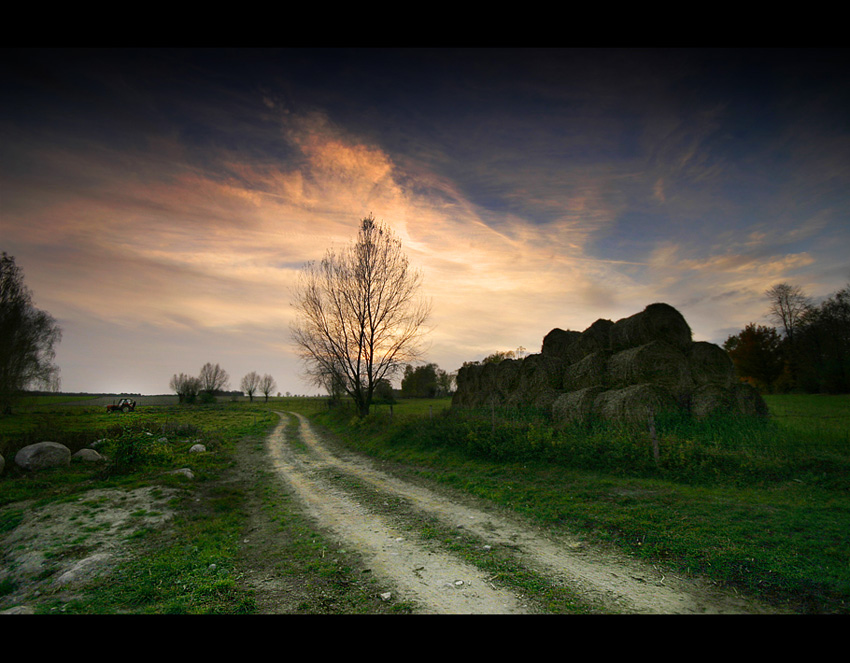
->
[552,386,605,425]
[452,302,768,425]
[561,350,610,392]
[541,328,581,359]
[609,303,692,352]
[606,340,693,398]
[519,354,565,410]
[593,383,679,424]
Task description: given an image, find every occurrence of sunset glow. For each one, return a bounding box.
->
[3,48,848,395]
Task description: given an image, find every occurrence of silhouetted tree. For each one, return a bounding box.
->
[765,282,812,344]
[436,367,455,396]
[260,374,276,402]
[199,362,230,395]
[170,372,201,403]
[401,363,439,398]
[0,253,62,414]
[724,323,784,392]
[291,214,430,417]
[373,377,396,404]
[241,371,260,402]
[794,284,850,393]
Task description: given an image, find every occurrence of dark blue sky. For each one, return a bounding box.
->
[3,48,849,394]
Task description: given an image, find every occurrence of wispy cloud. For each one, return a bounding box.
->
[4,48,849,393]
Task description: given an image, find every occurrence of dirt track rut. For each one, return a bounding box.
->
[266,411,779,614]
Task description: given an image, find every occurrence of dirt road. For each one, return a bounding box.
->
[261,411,780,614]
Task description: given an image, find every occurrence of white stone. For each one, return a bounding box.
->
[73,448,104,463]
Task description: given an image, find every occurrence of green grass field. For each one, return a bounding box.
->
[1,392,848,613]
[308,393,850,613]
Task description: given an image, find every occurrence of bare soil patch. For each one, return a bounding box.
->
[0,486,180,613]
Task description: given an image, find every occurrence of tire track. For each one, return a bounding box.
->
[269,411,780,614]
[265,412,532,614]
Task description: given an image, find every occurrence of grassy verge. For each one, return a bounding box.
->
[0,397,395,614]
[303,395,850,614]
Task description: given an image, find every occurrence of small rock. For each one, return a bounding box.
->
[1,606,35,615]
[54,553,112,586]
[73,448,104,463]
[169,468,195,479]
[379,592,392,602]
[189,444,206,453]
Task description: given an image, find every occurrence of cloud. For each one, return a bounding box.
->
[5,49,849,393]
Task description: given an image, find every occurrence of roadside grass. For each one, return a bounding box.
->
[0,400,270,613]
[306,394,850,614]
[51,480,256,614]
[0,396,412,614]
[4,393,848,613]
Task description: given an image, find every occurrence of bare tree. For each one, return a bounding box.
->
[170,372,201,403]
[1,253,62,414]
[241,371,261,402]
[291,214,430,417]
[765,282,812,342]
[198,362,230,394]
[260,373,276,402]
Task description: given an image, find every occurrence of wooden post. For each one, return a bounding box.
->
[648,407,660,466]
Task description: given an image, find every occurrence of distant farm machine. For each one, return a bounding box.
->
[106,398,137,413]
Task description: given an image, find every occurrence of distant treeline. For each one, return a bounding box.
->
[724,283,850,394]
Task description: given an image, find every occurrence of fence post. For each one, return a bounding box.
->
[648,407,660,466]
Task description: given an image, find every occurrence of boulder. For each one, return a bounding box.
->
[15,442,71,471]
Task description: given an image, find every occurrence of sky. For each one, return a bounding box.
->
[2,48,849,396]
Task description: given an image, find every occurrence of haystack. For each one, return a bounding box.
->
[452,302,768,424]
[541,328,581,360]
[552,386,605,425]
[562,350,610,392]
[687,341,736,388]
[519,354,564,391]
[452,364,481,407]
[607,340,693,399]
[562,318,614,364]
[479,361,499,393]
[593,383,679,424]
[689,383,732,419]
[517,353,565,408]
[609,303,692,352]
[731,382,769,418]
[495,358,522,396]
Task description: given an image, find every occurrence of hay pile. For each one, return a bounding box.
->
[452,302,768,424]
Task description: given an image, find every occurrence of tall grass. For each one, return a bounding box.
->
[312,395,850,612]
[316,396,850,489]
